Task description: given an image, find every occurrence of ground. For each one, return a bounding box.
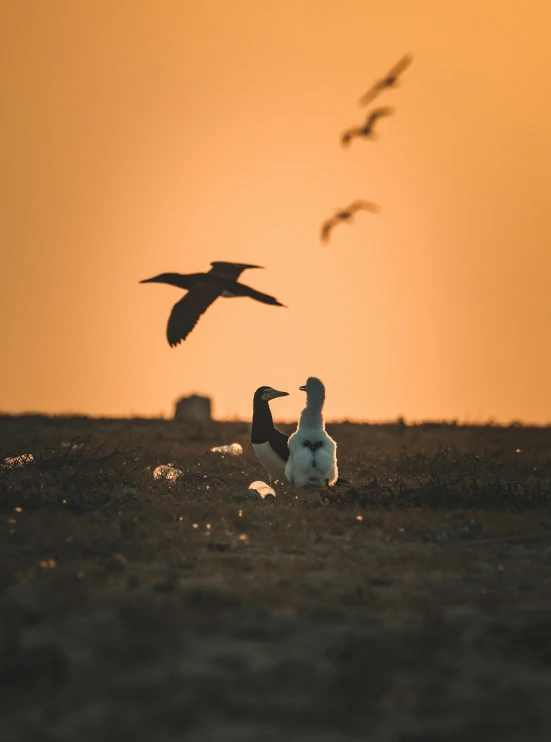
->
[1,415,551,741]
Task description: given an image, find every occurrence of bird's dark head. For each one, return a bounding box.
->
[254,386,289,403]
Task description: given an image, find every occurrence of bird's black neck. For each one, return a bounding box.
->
[251,398,274,443]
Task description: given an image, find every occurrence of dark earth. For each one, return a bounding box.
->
[1,415,551,741]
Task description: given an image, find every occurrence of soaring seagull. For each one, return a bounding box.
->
[140,261,286,346]
[320,200,380,244]
[341,107,395,148]
[358,54,413,107]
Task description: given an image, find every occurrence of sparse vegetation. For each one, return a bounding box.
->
[1,416,551,741]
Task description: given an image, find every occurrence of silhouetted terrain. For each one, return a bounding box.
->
[1,416,551,741]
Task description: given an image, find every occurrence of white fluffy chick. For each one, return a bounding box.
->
[285,376,338,488]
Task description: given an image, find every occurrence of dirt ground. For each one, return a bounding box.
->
[1,415,551,741]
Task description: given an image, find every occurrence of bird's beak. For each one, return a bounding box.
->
[299,385,306,391]
[139,276,160,284]
[271,389,289,399]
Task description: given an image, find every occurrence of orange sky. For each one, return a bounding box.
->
[2,0,551,423]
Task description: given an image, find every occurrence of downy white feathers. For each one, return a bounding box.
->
[284,377,338,488]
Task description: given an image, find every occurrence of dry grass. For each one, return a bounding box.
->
[1,416,551,741]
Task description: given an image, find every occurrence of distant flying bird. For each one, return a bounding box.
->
[320,200,380,243]
[358,54,413,106]
[140,261,286,346]
[341,106,395,147]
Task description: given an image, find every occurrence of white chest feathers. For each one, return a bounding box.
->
[252,441,287,481]
[284,430,338,488]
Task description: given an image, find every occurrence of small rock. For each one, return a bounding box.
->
[210,443,243,456]
[248,480,276,499]
[3,454,34,468]
[153,464,183,481]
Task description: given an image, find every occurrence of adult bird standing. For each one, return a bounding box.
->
[140,261,286,346]
[251,386,290,483]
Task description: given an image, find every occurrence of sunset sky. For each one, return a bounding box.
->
[2,0,551,423]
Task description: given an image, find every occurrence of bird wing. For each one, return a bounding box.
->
[340,127,361,147]
[357,85,383,107]
[348,200,380,214]
[271,428,290,461]
[365,106,395,126]
[320,218,336,243]
[385,53,413,80]
[358,54,412,106]
[166,283,222,346]
[209,262,263,280]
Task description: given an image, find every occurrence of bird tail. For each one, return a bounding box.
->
[232,282,286,307]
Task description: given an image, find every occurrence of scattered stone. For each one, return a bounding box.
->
[153,464,184,481]
[3,453,34,468]
[248,480,276,499]
[209,443,243,456]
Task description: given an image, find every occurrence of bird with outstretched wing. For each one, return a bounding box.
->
[358,54,413,106]
[320,201,380,244]
[341,106,395,147]
[140,261,285,346]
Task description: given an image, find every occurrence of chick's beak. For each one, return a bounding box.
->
[299,385,307,391]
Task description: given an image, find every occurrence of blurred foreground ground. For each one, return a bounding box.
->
[1,416,551,741]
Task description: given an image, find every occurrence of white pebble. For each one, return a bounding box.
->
[210,443,243,456]
[248,480,276,499]
[4,453,34,468]
[153,464,183,481]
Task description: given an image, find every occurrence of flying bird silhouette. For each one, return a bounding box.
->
[358,54,413,107]
[320,201,380,243]
[140,261,286,346]
[341,106,395,147]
